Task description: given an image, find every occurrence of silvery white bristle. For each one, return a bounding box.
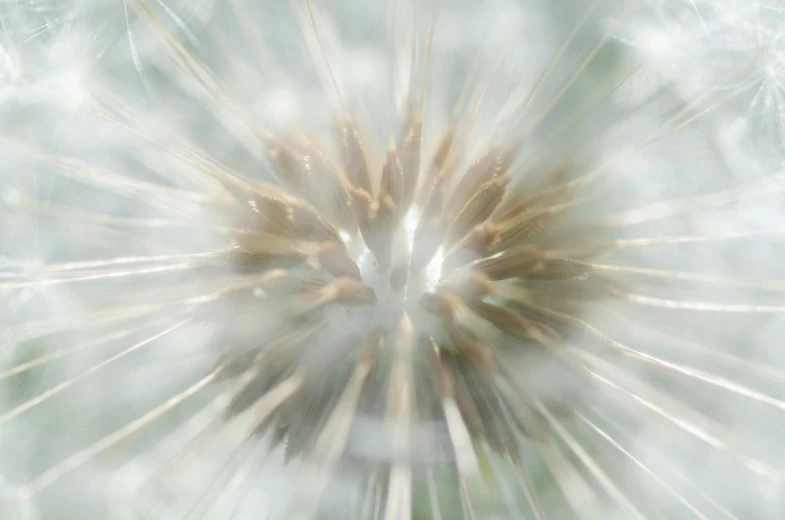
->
[2,0,785,518]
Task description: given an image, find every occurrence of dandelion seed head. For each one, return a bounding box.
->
[3,0,785,518]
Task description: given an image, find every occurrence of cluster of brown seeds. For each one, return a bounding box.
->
[209,93,614,497]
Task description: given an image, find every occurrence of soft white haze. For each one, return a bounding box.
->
[2,1,785,519]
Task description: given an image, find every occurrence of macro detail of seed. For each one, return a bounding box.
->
[2,1,785,519]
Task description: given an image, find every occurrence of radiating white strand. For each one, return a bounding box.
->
[576,413,711,519]
[0,315,172,381]
[18,364,223,498]
[0,315,193,425]
[620,292,785,313]
[533,400,647,520]
[588,406,739,520]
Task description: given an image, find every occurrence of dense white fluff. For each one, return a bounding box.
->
[1,1,785,519]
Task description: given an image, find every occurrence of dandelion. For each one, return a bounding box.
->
[1,0,785,518]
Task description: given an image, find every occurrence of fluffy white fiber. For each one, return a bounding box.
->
[1,1,785,519]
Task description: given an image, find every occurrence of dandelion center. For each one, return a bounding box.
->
[336,208,443,335]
